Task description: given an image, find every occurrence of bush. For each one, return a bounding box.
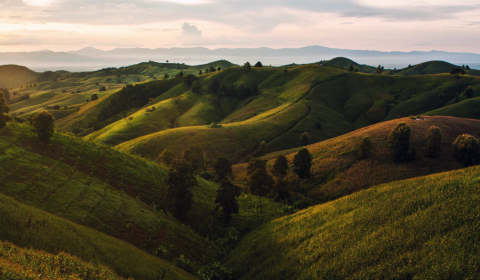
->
[453,134,480,167]
[300,132,310,146]
[198,263,233,280]
[425,126,442,158]
[293,149,312,179]
[387,123,415,163]
[173,255,196,274]
[357,136,373,159]
[53,105,60,110]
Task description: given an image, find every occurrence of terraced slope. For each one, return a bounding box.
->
[225,165,480,279]
[233,116,480,203]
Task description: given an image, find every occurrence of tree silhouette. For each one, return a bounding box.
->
[357,136,373,159]
[254,61,263,67]
[248,169,273,214]
[293,149,312,179]
[450,67,466,79]
[215,180,242,222]
[453,134,480,167]
[214,157,233,181]
[426,126,442,158]
[300,132,310,146]
[387,123,415,162]
[165,160,197,220]
[247,158,267,176]
[32,111,55,149]
[244,62,252,73]
[464,86,475,99]
[272,155,288,177]
[0,91,11,129]
[158,149,176,166]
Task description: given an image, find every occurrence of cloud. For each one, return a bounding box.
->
[177,22,234,46]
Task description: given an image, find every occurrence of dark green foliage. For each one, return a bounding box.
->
[273,175,290,202]
[243,62,251,73]
[300,132,310,146]
[164,73,169,79]
[183,74,198,86]
[173,255,196,274]
[158,149,176,166]
[453,134,480,167]
[185,146,203,170]
[348,65,354,72]
[247,158,267,176]
[165,160,197,220]
[209,79,221,95]
[357,136,373,159]
[272,155,288,177]
[214,157,233,181]
[209,66,217,73]
[253,141,267,157]
[438,92,445,105]
[387,123,414,163]
[99,86,106,92]
[53,105,60,110]
[464,86,475,99]
[217,67,222,71]
[32,111,55,148]
[248,169,274,214]
[192,81,202,94]
[426,126,442,158]
[293,149,312,179]
[91,93,99,101]
[96,79,181,123]
[254,61,263,67]
[199,70,203,75]
[455,92,460,103]
[375,65,383,75]
[215,181,242,222]
[450,67,466,78]
[198,262,233,280]
[0,91,11,129]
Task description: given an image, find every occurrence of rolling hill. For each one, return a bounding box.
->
[232,116,480,204]
[0,64,38,90]
[224,164,480,279]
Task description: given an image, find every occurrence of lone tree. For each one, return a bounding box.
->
[32,111,55,149]
[300,132,310,146]
[438,92,445,106]
[375,65,383,75]
[214,157,233,181]
[158,149,176,166]
[247,158,267,176]
[426,126,442,158]
[464,86,475,99]
[387,123,414,163]
[198,70,203,75]
[248,169,273,214]
[91,94,99,101]
[165,160,197,220]
[0,91,11,129]
[243,62,252,73]
[215,180,242,222]
[272,155,288,177]
[357,136,373,159]
[293,148,312,179]
[453,134,480,167]
[254,61,263,67]
[450,67,466,79]
[348,65,354,72]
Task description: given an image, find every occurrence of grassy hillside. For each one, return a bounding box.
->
[225,165,480,279]
[391,60,480,76]
[0,241,126,279]
[0,64,38,89]
[322,57,376,73]
[233,116,480,203]
[0,193,195,279]
[424,96,480,119]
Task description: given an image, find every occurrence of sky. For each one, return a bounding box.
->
[0,0,479,53]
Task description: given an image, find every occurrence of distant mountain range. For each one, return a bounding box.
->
[1,45,480,72]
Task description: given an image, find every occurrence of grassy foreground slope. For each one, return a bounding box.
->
[0,193,195,280]
[424,96,480,119]
[0,241,125,279]
[233,116,480,202]
[225,165,480,280]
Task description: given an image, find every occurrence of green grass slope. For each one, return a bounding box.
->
[225,165,480,279]
[323,57,376,73]
[233,116,480,203]
[0,193,195,280]
[392,61,480,76]
[0,64,38,89]
[0,241,126,279]
[424,96,480,119]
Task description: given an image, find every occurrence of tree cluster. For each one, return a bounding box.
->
[387,123,416,162]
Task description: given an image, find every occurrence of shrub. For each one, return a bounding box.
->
[248,169,274,215]
[198,262,234,280]
[53,105,60,110]
[272,155,288,177]
[173,255,196,274]
[165,160,197,220]
[157,149,176,166]
[214,157,233,181]
[464,86,475,99]
[215,181,242,222]
[254,61,263,67]
[453,134,480,167]
[91,94,99,101]
[300,132,310,146]
[293,148,312,179]
[387,123,414,162]
[425,126,442,158]
[357,136,373,159]
[32,111,55,149]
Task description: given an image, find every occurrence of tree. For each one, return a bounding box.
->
[158,149,176,166]
[209,66,217,73]
[199,70,203,75]
[187,146,203,170]
[254,61,263,67]
[464,86,475,99]
[165,160,197,220]
[426,126,442,158]
[348,65,354,72]
[215,180,242,222]
[238,81,247,98]
[192,81,202,94]
[293,149,312,179]
[247,158,267,176]
[438,92,445,106]
[248,169,273,214]
[214,157,233,181]
[272,155,288,177]
[254,141,267,157]
[209,79,221,95]
[183,74,198,86]
[202,153,210,177]
[466,65,470,70]
[217,67,222,71]
[273,175,290,202]
[0,91,11,129]
[450,67,466,79]
[453,134,480,167]
[455,92,460,103]
[91,94,99,101]
[53,105,60,110]
[357,136,373,159]
[375,65,383,75]
[244,62,252,73]
[164,73,169,79]
[387,123,414,162]
[31,111,55,149]
[99,86,106,92]
[300,132,310,146]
